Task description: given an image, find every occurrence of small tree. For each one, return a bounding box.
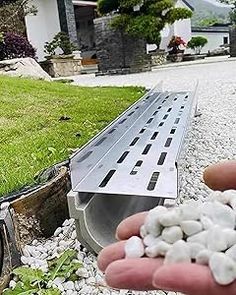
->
[187,36,208,54]
[44,32,77,57]
[97,0,193,48]
[219,0,236,24]
[0,0,37,35]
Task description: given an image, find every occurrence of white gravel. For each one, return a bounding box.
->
[18,60,236,294]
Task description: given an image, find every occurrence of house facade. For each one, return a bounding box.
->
[25,0,193,61]
[159,0,193,51]
[191,24,230,54]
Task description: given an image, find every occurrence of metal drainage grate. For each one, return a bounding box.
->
[68,85,198,253]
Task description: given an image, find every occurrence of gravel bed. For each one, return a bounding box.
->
[12,61,236,294]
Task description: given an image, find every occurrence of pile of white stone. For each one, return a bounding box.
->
[10,219,159,295]
[125,190,236,286]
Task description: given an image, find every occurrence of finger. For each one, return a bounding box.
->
[203,160,236,191]
[97,241,126,272]
[105,258,163,291]
[153,263,236,295]
[116,212,147,240]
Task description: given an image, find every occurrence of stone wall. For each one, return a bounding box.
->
[94,16,151,75]
[150,50,167,67]
[229,26,236,57]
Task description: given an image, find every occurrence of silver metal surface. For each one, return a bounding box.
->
[68,85,197,253]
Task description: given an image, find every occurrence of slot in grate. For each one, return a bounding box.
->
[147,172,160,191]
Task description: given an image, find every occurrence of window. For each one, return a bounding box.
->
[223,36,229,45]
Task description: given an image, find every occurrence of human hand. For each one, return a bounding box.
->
[98,161,236,295]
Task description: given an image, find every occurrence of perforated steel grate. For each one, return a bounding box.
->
[70,87,197,201]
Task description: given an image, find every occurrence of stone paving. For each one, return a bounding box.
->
[72,59,236,92]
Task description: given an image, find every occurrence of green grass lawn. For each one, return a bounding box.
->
[0,76,144,197]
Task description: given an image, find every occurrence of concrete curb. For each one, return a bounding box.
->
[152,56,236,71]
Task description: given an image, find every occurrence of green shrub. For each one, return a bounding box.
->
[44,32,77,57]
[0,32,36,60]
[187,36,208,54]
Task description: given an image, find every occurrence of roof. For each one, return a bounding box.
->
[72,0,97,6]
[192,25,230,33]
[182,0,194,11]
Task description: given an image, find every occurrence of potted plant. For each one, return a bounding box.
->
[44,32,77,59]
[167,36,186,62]
[187,36,208,55]
[41,32,82,77]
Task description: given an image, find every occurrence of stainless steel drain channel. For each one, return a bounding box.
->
[68,85,198,253]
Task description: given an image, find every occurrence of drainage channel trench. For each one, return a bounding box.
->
[68,85,197,253]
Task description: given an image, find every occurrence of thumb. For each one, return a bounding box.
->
[203,161,236,191]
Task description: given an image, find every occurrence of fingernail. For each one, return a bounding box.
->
[115,231,120,241]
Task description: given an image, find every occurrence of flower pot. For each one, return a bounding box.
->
[169,52,184,62]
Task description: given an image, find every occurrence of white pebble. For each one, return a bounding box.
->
[180,220,203,236]
[222,190,236,206]
[209,252,236,285]
[144,206,167,236]
[145,241,171,258]
[187,230,208,246]
[229,195,236,211]
[188,242,205,259]
[71,231,77,240]
[207,226,228,252]
[21,256,32,265]
[196,249,213,265]
[125,236,145,258]
[54,227,62,236]
[140,225,148,238]
[164,240,191,264]
[9,280,16,289]
[53,277,65,285]
[162,226,183,244]
[226,244,236,263]
[143,234,161,247]
[208,191,229,204]
[159,209,181,227]
[86,277,96,284]
[224,229,236,248]
[179,201,201,220]
[22,247,31,258]
[201,201,235,229]
[63,281,75,291]
[63,219,71,227]
[200,216,214,230]
[76,268,89,278]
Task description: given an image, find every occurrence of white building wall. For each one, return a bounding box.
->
[159,0,192,51]
[25,0,61,61]
[191,31,229,53]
